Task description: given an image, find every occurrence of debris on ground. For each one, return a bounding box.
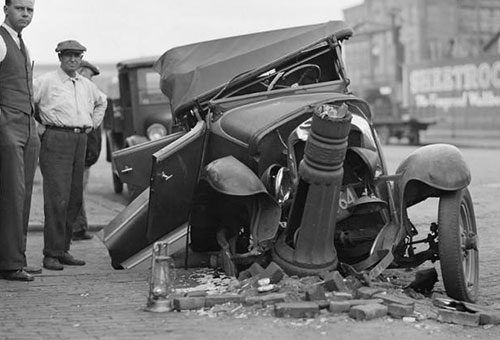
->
[158,264,499,327]
[404,267,438,296]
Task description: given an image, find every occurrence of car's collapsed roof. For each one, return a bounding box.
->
[154,21,353,116]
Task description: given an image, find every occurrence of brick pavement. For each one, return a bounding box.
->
[1,231,498,339]
[1,232,296,340]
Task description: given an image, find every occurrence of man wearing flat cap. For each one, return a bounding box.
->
[33,39,107,270]
[71,60,103,241]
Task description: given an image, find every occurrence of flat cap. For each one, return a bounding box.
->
[55,40,87,53]
[79,60,100,76]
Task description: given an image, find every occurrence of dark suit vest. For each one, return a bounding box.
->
[0,26,33,114]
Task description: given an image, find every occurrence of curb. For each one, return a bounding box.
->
[28,224,105,232]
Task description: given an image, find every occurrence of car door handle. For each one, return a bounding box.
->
[121,166,133,174]
[161,171,173,181]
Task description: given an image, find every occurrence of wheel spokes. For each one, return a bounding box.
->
[459,201,478,293]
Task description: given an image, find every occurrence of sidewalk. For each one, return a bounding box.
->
[1,232,267,339]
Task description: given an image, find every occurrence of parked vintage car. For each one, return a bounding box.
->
[103,56,172,194]
[105,21,479,302]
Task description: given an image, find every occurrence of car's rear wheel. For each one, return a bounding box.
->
[438,188,479,302]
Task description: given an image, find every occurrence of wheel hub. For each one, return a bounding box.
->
[463,233,478,251]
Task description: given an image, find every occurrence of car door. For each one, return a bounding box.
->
[147,120,207,241]
[112,131,185,188]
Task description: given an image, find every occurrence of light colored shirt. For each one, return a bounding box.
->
[34,68,107,128]
[0,23,30,62]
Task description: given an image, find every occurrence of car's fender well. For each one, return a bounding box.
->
[203,156,270,196]
[395,144,471,207]
[198,156,281,247]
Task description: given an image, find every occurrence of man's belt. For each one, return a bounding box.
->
[46,125,92,134]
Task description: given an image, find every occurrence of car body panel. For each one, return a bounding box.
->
[146,121,207,241]
[103,188,150,266]
[112,131,185,188]
[394,143,471,211]
[204,156,281,245]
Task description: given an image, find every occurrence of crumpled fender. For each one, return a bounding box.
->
[395,143,471,212]
[203,156,281,245]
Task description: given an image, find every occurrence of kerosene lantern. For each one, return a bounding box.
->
[144,241,175,312]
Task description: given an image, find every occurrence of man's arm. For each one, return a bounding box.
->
[91,86,107,128]
[0,36,6,63]
[32,76,43,105]
[33,76,48,135]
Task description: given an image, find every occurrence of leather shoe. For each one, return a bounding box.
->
[23,265,42,274]
[43,256,64,270]
[57,252,85,266]
[0,269,34,281]
[72,230,93,241]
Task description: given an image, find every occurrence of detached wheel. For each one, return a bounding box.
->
[438,188,479,302]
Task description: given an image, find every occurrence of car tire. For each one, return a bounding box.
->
[438,188,479,302]
[113,172,123,194]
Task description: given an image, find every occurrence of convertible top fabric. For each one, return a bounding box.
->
[154,21,352,115]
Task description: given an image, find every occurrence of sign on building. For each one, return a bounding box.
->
[406,55,500,111]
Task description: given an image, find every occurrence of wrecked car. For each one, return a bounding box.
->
[104,21,479,302]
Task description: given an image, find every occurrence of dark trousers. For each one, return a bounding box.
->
[40,129,87,257]
[72,166,90,233]
[72,199,88,233]
[0,108,40,271]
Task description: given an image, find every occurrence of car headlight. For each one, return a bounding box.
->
[147,123,167,141]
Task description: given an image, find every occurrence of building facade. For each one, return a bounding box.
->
[342,0,500,129]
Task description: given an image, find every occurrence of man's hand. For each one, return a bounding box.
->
[36,122,46,137]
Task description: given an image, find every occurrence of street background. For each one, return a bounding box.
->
[0,132,498,339]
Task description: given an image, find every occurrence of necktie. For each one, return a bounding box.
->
[18,32,34,113]
[18,33,27,60]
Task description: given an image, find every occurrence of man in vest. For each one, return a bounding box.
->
[0,0,39,281]
[34,40,107,271]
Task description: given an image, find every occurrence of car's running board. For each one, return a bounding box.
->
[121,223,188,269]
